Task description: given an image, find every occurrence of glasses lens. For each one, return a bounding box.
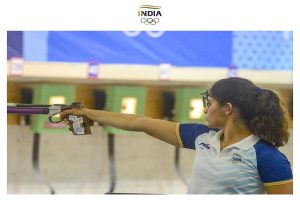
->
[202,98,207,108]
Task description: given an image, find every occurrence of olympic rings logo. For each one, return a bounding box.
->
[140,18,160,25]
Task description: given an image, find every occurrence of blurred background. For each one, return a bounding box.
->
[7,31,293,194]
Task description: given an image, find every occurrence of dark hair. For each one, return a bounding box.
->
[209,77,290,147]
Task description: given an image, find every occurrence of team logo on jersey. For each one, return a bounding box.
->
[199,142,210,149]
[232,153,242,164]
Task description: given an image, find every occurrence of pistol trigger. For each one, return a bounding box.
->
[48,116,53,123]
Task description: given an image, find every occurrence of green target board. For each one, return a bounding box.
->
[105,86,146,134]
[175,87,207,123]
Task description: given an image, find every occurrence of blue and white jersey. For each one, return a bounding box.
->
[175,123,293,194]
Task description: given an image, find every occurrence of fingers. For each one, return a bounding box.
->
[59,110,69,120]
[59,108,82,120]
[63,118,70,125]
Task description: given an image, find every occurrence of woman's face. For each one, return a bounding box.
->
[204,96,227,128]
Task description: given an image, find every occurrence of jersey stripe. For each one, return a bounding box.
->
[263,179,293,186]
[175,123,183,148]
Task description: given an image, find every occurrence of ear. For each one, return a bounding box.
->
[223,103,233,116]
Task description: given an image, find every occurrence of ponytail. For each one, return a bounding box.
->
[249,89,290,147]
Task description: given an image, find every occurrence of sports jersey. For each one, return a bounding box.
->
[175,123,293,194]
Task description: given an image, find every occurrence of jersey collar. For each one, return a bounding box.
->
[210,130,260,151]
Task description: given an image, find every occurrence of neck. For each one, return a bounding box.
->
[220,119,252,150]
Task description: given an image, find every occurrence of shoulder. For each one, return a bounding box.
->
[179,123,219,136]
[254,140,293,186]
[254,140,288,161]
[177,123,219,149]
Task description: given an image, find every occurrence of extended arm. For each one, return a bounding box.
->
[60,108,180,146]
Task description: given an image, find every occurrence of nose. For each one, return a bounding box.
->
[204,107,208,114]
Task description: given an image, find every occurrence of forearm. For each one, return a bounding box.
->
[84,108,145,131]
[60,108,179,146]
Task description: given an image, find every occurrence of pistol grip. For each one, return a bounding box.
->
[68,115,93,135]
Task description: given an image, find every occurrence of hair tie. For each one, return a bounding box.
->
[256,88,264,94]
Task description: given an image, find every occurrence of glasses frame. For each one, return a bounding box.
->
[200,90,209,108]
[200,90,225,109]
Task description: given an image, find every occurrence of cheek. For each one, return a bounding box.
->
[207,107,224,125]
[207,107,219,117]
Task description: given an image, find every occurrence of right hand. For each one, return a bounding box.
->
[59,108,88,121]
